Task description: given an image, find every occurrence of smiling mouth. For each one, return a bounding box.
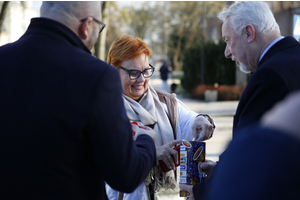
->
[133,85,143,90]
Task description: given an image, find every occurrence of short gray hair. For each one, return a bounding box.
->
[218,1,280,36]
[40,1,100,20]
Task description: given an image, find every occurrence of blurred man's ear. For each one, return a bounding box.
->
[245,25,255,43]
[79,17,93,39]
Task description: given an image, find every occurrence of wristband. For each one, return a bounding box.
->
[196,114,216,129]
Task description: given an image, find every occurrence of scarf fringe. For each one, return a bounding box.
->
[145,165,177,192]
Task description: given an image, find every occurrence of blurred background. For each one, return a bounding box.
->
[2,2,300,199]
[1,1,300,100]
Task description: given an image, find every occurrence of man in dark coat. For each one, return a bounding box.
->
[207,91,300,200]
[0,2,156,199]
[180,1,300,199]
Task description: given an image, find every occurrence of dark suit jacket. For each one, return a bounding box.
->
[206,124,300,200]
[0,18,156,199]
[193,36,300,200]
[233,36,300,135]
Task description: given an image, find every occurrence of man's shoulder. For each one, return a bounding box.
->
[259,36,300,66]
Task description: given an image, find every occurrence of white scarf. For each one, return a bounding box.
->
[122,85,176,191]
[122,85,174,147]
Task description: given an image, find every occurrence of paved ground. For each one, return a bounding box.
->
[150,72,237,162]
[149,71,238,199]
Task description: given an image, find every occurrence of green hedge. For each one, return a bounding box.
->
[181,41,236,93]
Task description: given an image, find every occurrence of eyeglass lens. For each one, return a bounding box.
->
[129,68,154,80]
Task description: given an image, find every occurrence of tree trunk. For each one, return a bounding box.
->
[173,41,183,71]
[94,1,107,60]
[172,33,184,71]
[0,1,10,34]
[99,1,109,61]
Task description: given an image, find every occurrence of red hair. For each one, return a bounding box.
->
[107,35,152,68]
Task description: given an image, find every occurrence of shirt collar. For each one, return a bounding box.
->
[259,36,284,62]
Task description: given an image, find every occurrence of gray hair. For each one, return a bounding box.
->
[40,1,100,22]
[217,1,280,36]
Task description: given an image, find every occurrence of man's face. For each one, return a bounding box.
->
[85,4,102,50]
[222,19,252,74]
[89,22,100,49]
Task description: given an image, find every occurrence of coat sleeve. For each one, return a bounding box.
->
[176,98,197,140]
[87,66,156,193]
[206,124,300,200]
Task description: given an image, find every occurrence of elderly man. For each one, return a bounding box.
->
[0,2,157,199]
[181,1,300,199]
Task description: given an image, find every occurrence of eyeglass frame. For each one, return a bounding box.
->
[80,17,106,33]
[118,64,155,80]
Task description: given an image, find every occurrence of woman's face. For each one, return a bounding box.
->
[118,54,151,101]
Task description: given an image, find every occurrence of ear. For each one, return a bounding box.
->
[80,17,93,39]
[245,25,255,43]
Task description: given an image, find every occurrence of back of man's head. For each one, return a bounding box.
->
[218,1,280,36]
[40,1,101,35]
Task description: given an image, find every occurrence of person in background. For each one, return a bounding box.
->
[180,1,300,199]
[159,60,170,92]
[170,83,178,94]
[0,2,157,199]
[105,35,216,200]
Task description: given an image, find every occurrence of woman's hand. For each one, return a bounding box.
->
[133,124,156,142]
[200,160,216,178]
[156,139,182,170]
[191,115,215,141]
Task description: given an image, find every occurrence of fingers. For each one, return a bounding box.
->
[200,162,210,169]
[192,116,214,141]
[200,160,216,169]
[168,139,182,165]
[170,146,179,166]
[157,142,181,170]
[159,140,181,167]
[199,124,214,141]
[200,160,217,178]
[169,139,182,147]
[131,124,139,133]
[159,149,175,170]
[179,184,193,193]
[191,125,200,140]
[163,154,175,170]
[135,126,156,141]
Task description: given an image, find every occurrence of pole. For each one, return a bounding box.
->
[200,1,206,84]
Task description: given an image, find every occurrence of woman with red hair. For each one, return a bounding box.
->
[105,35,216,200]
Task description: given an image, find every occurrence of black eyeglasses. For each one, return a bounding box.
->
[80,17,106,33]
[119,64,155,80]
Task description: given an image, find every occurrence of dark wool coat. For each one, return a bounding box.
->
[194,36,300,200]
[0,18,156,200]
[233,36,300,135]
[207,124,300,200]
